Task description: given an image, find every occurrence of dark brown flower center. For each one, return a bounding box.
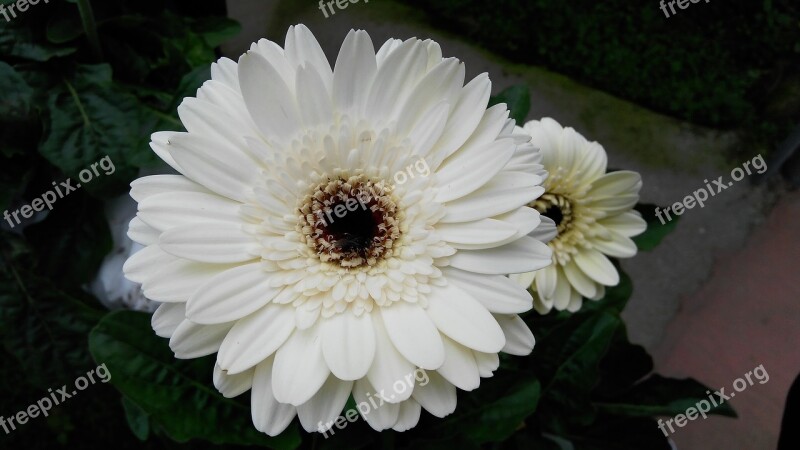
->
[531,193,573,234]
[299,176,401,268]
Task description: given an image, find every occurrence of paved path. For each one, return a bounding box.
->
[654,190,800,450]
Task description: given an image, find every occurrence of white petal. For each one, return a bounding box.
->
[473,351,499,377]
[566,288,583,312]
[178,97,254,146]
[128,217,160,245]
[392,399,422,432]
[434,73,492,162]
[493,206,543,243]
[435,138,516,203]
[573,249,620,286]
[149,131,182,172]
[354,378,400,431]
[588,171,642,198]
[238,51,301,143]
[123,245,175,284]
[435,218,517,249]
[365,39,427,123]
[272,325,330,405]
[166,133,260,203]
[186,263,281,324]
[295,64,334,127]
[213,363,254,398]
[284,25,333,92]
[169,320,232,359]
[217,304,295,374]
[591,231,638,258]
[130,174,209,203]
[367,311,416,404]
[380,302,445,370]
[322,311,376,380]
[333,29,377,115]
[406,101,449,160]
[210,57,239,90]
[159,223,259,264]
[142,259,231,303]
[411,371,456,418]
[297,376,353,432]
[395,58,463,136]
[562,260,598,298]
[496,315,535,356]
[552,266,572,311]
[530,215,558,243]
[426,283,505,353]
[138,191,242,232]
[251,357,297,436]
[442,173,544,223]
[151,302,185,338]
[509,271,536,290]
[598,211,647,237]
[438,336,480,391]
[449,236,552,275]
[444,267,533,314]
[535,264,558,299]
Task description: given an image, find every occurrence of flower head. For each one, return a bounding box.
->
[124,25,553,435]
[510,118,646,314]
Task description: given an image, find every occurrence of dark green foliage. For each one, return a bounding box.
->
[407,0,800,147]
[633,203,680,251]
[89,311,301,448]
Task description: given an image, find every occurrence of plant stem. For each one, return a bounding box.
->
[76,0,103,60]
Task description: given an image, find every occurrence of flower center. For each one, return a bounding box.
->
[531,193,573,235]
[299,175,401,268]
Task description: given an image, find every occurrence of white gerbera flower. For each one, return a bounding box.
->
[510,118,646,314]
[123,25,553,436]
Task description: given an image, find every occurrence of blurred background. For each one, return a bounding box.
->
[1,0,798,448]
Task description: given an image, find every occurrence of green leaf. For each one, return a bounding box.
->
[535,311,621,427]
[465,379,541,443]
[121,397,151,441]
[168,65,211,112]
[88,311,301,448]
[594,329,654,397]
[580,269,633,314]
[0,61,34,120]
[0,235,105,389]
[39,64,153,195]
[632,203,679,251]
[192,16,242,48]
[488,85,530,124]
[46,11,84,44]
[412,370,541,446]
[595,375,737,418]
[24,193,112,286]
[0,24,77,61]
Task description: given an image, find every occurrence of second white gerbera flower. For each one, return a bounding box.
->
[123,25,553,435]
[511,118,646,314]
